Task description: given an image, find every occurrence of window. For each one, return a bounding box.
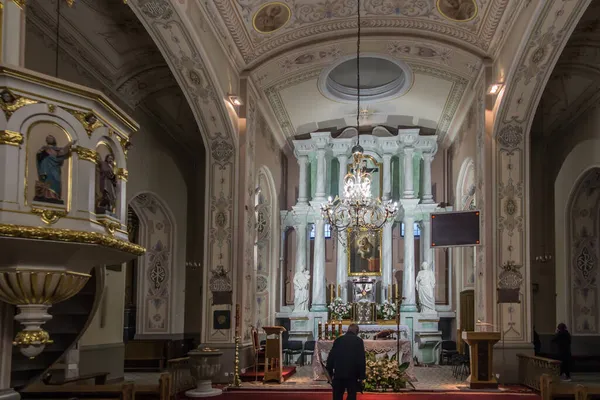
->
[400,222,421,237]
[310,223,332,239]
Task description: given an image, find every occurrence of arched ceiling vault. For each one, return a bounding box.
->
[25,0,201,152]
[534,0,600,139]
[191,0,524,143]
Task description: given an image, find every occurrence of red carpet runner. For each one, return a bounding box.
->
[217,392,540,400]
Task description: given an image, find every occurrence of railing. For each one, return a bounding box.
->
[166,357,195,396]
[517,354,560,391]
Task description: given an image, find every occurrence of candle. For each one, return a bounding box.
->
[325,323,329,339]
[338,321,342,336]
[395,284,399,300]
[337,284,341,298]
[387,284,391,302]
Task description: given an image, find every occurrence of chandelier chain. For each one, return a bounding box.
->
[356,0,361,132]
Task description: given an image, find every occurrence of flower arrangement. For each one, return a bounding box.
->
[364,354,414,392]
[376,300,397,320]
[328,297,351,320]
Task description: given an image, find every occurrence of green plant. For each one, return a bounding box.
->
[363,353,415,392]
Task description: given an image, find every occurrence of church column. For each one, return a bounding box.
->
[294,223,308,279]
[0,302,18,400]
[314,149,327,201]
[311,216,327,311]
[421,153,434,203]
[336,154,349,301]
[297,155,309,204]
[1,0,26,66]
[383,154,392,201]
[402,214,417,311]
[403,147,415,199]
[382,221,393,302]
[421,218,433,267]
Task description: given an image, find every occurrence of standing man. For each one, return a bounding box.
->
[326,324,366,400]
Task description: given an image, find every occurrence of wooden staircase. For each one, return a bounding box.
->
[10,266,106,390]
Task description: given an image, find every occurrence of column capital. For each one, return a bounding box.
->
[383,153,393,161]
[403,146,415,155]
[297,154,309,164]
[422,152,434,162]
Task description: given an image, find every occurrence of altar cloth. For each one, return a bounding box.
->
[340,324,410,339]
[312,339,414,381]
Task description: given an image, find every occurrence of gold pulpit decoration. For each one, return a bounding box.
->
[462,331,501,389]
[263,326,287,383]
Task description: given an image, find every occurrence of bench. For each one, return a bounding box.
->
[42,371,109,386]
[124,340,166,371]
[20,372,171,400]
[540,374,600,400]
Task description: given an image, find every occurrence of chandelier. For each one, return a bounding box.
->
[321,0,398,234]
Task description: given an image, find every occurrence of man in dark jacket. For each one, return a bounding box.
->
[552,323,572,381]
[325,324,366,400]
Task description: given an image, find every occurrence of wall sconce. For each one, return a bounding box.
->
[228,94,243,107]
[487,83,503,95]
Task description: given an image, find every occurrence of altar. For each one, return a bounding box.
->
[339,324,410,340]
[312,339,415,381]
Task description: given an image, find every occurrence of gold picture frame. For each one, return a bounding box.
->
[347,228,383,277]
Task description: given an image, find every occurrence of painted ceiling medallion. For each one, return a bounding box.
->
[437,0,477,22]
[252,2,291,34]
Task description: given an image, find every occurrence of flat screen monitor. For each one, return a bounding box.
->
[431,210,480,248]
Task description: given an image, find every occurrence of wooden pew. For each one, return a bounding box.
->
[540,374,600,400]
[124,340,166,371]
[20,372,172,400]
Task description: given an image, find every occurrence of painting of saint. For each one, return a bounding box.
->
[34,135,76,204]
[253,2,291,33]
[437,0,477,22]
[348,230,382,276]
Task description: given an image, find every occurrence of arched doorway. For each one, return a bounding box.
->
[254,168,278,329]
[128,192,177,336]
[567,168,600,334]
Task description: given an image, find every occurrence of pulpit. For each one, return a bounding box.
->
[263,326,287,383]
[461,331,501,389]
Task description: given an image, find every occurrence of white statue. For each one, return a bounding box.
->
[293,269,310,312]
[416,261,436,314]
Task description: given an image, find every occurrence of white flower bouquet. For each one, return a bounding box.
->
[376,300,397,320]
[364,354,414,391]
[328,297,351,320]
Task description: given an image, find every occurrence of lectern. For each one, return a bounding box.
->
[462,331,501,389]
[263,326,286,383]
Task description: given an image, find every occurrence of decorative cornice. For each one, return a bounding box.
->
[74,146,99,163]
[115,135,131,158]
[0,130,23,146]
[0,223,145,255]
[100,220,120,236]
[69,110,104,137]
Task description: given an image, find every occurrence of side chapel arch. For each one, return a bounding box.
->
[567,168,600,335]
[491,0,592,343]
[254,167,279,329]
[128,191,178,336]
[127,0,240,345]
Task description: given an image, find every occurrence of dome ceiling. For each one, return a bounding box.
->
[199,0,522,142]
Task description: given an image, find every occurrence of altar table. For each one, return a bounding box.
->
[312,339,414,381]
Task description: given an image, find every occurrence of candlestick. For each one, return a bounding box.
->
[318,321,323,340]
[387,284,391,302]
[395,284,399,300]
[337,284,341,298]
[232,335,241,387]
[235,304,240,337]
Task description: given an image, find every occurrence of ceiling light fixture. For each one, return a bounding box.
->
[228,94,243,107]
[488,83,503,95]
[321,0,398,236]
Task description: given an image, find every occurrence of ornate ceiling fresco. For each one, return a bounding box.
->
[535,1,600,138]
[25,0,200,150]
[199,0,523,142]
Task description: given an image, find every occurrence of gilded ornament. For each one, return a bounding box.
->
[11,0,26,10]
[31,207,67,224]
[116,135,132,158]
[74,146,99,163]
[70,110,103,137]
[65,0,74,6]
[0,223,145,255]
[101,220,120,236]
[0,269,90,305]
[116,168,129,181]
[0,130,23,146]
[0,90,38,119]
[13,329,53,347]
[47,104,56,113]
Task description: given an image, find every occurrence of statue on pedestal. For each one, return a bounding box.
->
[293,269,310,312]
[96,154,118,215]
[34,135,76,204]
[416,261,436,314]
